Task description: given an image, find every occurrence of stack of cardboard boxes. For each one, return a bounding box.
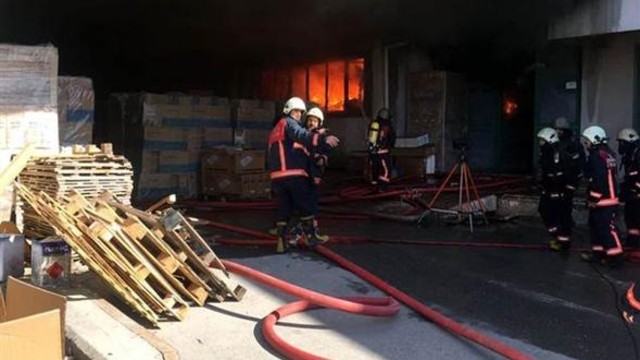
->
[0,44,60,221]
[234,99,276,149]
[107,93,234,200]
[57,76,94,146]
[200,148,269,198]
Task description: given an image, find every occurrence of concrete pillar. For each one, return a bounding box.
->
[370,42,386,117]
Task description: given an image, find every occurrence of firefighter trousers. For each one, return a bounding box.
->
[369,152,390,187]
[588,206,623,257]
[538,194,573,243]
[272,176,315,223]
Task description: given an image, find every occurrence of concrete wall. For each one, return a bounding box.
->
[580,31,639,138]
[550,0,640,39]
[388,46,433,136]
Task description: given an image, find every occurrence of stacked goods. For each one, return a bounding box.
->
[58,76,94,146]
[18,144,134,239]
[16,185,246,327]
[0,44,59,221]
[233,99,276,149]
[407,71,467,172]
[200,148,270,199]
[107,93,234,200]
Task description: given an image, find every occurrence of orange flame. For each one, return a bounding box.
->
[261,58,364,112]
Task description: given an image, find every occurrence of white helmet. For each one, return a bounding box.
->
[617,128,639,143]
[305,107,324,125]
[377,108,390,120]
[537,127,559,144]
[283,97,306,115]
[582,125,607,145]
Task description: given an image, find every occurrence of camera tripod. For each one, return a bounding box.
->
[417,149,488,233]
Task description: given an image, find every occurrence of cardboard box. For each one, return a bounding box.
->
[58,76,94,146]
[240,129,270,149]
[201,171,270,198]
[137,172,197,200]
[0,277,66,359]
[0,107,59,152]
[0,222,24,282]
[202,148,265,173]
[156,151,199,173]
[202,128,233,149]
[0,44,58,108]
[142,127,188,151]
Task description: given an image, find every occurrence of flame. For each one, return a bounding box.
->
[503,94,518,118]
[260,58,364,112]
[327,61,345,111]
[348,59,364,106]
[308,63,326,108]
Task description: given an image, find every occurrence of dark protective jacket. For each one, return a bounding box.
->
[558,131,586,182]
[585,144,619,207]
[367,117,396,154]
[539,143,578,197]
[292,127,331,185]
[268,116,324,180]
[621,144,640,200]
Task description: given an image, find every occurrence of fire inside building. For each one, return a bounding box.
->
[2,0,640,359]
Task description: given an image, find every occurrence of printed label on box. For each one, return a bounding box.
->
[218,179,231,189]
[240,155,253,168]
[206,155,219,165]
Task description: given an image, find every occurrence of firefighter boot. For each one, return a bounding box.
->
[268,224,279,236]
[275,221,289,254]
[300,216,329,248]
[581,250,605,264]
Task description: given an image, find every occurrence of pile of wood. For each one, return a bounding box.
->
[16,184,245,326]
[19,143,134,238]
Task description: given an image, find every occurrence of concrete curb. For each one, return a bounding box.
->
[65,294,178,360]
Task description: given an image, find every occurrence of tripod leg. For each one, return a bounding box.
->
[466,164,489,224]
[466,165,488,213]
[428,162,460,209]
[462,164,474,233]
[458,164,465,217]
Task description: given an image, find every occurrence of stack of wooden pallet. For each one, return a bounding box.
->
[16,184,245,326]
[18,143,134,238]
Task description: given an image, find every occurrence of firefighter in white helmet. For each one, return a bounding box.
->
[268,97,339,253]
[367,108,396,191]
[536,127,579,252]
[581,125,623,266]
[617,128,640,251]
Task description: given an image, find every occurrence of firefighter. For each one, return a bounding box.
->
[617,128,640,250]
[303,107,331,237]
[268,97,339,253]
[581,125,624,266]
[304,107,330,187]
[367,108,396,191]
[537,127,577,252]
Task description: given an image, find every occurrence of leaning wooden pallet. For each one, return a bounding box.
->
[90,199,212,306]
[104,197,246,301]
[16,183,160,325]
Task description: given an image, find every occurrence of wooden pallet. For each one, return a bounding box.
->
[18,145,134,238]
[16,184,246,326]
[103,195,246,301]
